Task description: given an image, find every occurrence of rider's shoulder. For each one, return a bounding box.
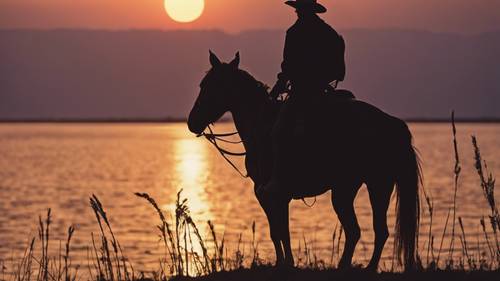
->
[319,19,340,35]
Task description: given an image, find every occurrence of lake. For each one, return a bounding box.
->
[0,123,498,270]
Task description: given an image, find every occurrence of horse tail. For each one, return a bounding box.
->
[394,123,421,270]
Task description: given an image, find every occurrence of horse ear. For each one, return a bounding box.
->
[209,50,221,67]
[229,52,240,68]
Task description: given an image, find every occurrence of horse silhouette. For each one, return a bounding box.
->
[187,51,421,271]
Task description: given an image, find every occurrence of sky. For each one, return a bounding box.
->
[1,0,500,33]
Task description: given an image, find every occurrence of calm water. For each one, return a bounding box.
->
[0,123,499,270]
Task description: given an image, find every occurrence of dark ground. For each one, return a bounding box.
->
[169,266,500,281]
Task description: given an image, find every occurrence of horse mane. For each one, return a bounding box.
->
[202,65,270,103]
[231,68,270,102]
[238,69,269,92]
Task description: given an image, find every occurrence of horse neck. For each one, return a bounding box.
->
[228,81,266,150]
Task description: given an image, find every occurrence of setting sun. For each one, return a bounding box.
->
[164,0,204,23]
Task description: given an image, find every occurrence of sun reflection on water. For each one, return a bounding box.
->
[172,139,212,219]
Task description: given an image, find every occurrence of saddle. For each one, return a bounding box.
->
[292,88,355,136]
[251,87,356,188]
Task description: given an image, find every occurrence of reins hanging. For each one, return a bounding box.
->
[199,125,317,206]
[197,125,248,178]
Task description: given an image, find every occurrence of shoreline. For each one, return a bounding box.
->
[1,118,499,124]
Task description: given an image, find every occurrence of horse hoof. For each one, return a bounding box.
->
[274,260,294,270]
[274,259,284,268]
[272,263,294,279]
[337,262,352,271]
[364,264,378,272]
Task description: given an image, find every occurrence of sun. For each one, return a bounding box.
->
[164,0,205,23]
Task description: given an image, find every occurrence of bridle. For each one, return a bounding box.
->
[197,125,248,178]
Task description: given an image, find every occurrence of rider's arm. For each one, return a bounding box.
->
[278,30,293,82]
[326,32,346,83]
[335,35,346,82]
[270,31,292,99]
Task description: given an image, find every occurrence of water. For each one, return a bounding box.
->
[0,123,499,270]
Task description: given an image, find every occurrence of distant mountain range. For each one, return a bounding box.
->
[0,29,499,120]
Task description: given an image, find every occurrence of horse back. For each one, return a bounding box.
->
[297,97,410,182]
[247,95,410,186]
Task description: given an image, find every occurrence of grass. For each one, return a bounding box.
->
[1,115,499,281]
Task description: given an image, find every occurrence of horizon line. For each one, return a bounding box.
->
[1,118,499,124]
[1,27,499,36]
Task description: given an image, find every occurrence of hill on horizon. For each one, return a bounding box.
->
[1,29,499,120]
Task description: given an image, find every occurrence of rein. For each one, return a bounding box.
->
[199,125,317,207]
[197,125,249,178]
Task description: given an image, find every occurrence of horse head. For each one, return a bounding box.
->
[188,51,241,135]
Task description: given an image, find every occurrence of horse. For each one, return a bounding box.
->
[187,51,421,271]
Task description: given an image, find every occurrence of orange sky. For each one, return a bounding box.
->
[1,0,499,33]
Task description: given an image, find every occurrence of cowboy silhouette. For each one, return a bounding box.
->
[189,1,419,269]
[257,0,346,199]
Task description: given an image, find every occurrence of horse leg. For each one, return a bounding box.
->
[366,180,393,271]
[331,183,362,269]
[269,209,286,266]
[268,199,293,267]
[279,203,294,266]
[257,194,285,266]
[270,216,285,267]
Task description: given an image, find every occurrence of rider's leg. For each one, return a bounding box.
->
[257,100,295,199]
[272,101,294,181]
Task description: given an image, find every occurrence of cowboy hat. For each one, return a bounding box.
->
[285,0,327,14]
